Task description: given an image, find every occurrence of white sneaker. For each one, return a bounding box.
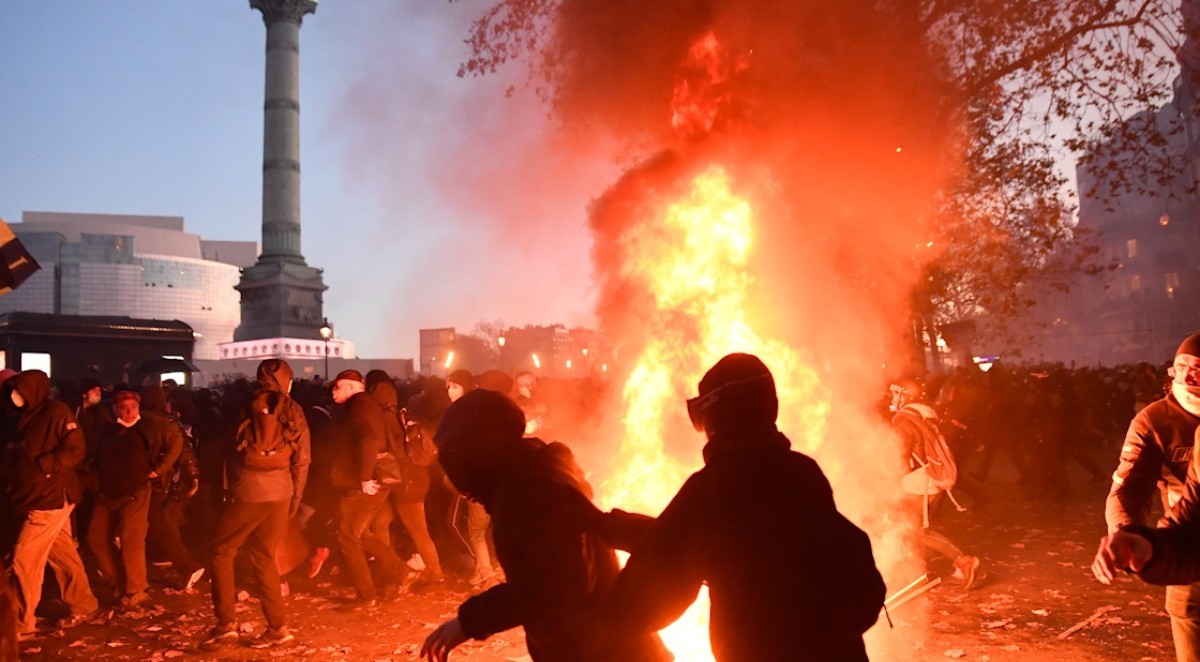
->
[185,567,206,591]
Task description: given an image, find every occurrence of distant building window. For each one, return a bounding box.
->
[21,352,51,376]
[1167,272,1181,298]
[1127,239,1138,258]
[1131,275,1141,293]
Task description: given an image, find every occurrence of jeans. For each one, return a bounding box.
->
[376,497,443,579]
[1167,582,1200,662]
[337,490,401,600]
[210,498,288,629]
[148,488,200,581]
[86,484,152,596]
[11,502,97,633]
[467,499,494,579]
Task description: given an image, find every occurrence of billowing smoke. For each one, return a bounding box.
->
[526,0,963,653]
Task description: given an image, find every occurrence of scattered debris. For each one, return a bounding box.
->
[1058,605,1121,640]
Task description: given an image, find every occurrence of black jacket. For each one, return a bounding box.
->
[4,371,86,515]
[605,428,885,662]
[94,416,179,499]
[455,438,670,662]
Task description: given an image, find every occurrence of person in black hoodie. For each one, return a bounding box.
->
[201,359,310,651]
[4,369,98,636]
[602,353,886,662]
[419,389,670,662]
[86,388,181,608]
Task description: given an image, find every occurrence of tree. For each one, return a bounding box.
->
[455,0,1184,354]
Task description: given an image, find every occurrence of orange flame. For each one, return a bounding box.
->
[598,167,829,661]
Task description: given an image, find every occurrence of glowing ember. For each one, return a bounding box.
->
[599,167,829,660]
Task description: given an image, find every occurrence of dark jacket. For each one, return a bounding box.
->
[94,415,180,499]
[367,380,429,502]
[605,427,885,662]
[458,439,669,662]
[1106,394,1199,533]
[1129,452,1200,585]
[331,391,386,490]
[436,390,669,662]
[225,360,311,505]
[4,371,86,516]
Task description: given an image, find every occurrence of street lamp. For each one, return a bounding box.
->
[497,335,506,371]
[319,318,333,380]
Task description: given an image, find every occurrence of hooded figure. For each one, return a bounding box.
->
[604,353,885,662]
[4,369,99,635]
[421,389,670,662]
[5,370,86,516]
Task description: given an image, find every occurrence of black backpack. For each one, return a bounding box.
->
[234,390,298,472]
[399,408,437,467]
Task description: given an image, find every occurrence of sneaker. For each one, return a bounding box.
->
[184,567,206,591]
[58,608,104,629]
[250,626,295,648]
[468,568,495,588]
[335,597,377,612]
[199,623,240,651]
[307,546,330,579]
[954,555,981,589]
[116,591,150,609]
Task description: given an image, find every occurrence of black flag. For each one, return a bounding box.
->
[0,218,40,296]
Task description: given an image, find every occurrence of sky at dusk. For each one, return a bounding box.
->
[0,2,620,360]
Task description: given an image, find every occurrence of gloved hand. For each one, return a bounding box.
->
[361,479,381,496]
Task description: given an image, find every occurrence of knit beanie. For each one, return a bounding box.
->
[1177,332,1200,358]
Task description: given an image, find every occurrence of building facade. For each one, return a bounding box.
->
[1068,89,1200,365]
[0,212,255,360]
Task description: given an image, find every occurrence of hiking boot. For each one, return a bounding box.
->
[199,623,240,651]
[184,567,206,591]
[250,626,295,648]
[116,591,150,609]
[307,546,330,579]
[953,555,981,589]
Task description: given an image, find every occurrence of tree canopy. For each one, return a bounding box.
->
[456,0,1189,349]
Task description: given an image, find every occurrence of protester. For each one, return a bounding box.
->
[86,388,182,608]
[420,388,670,662]
[444,370,499,588]
[601,353,886,661]
[201,359,310,651]
[2,370,99,637]
[329,369,405,608]
[1104,332,1200,661]
[891,377,982,589]
[365,370,444,585]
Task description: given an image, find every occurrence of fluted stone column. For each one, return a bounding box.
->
[234,0,327,342]
[254,0,313,263]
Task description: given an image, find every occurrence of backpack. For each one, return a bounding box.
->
[399,408,437,467]
[234,390,298,472]
[894,404,958,495]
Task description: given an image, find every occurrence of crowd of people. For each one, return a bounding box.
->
[0,340,1196,660]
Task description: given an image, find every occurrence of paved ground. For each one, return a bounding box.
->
[16,457,1178,661]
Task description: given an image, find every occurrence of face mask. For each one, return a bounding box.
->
[518,386,533,399]
[1173,382,1200,416]
[10,391,24,409]
[117,415,140,428]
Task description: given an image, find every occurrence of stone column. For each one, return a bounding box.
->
[234,0,327,342]
[251,0,316,264]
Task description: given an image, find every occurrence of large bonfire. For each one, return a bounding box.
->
[570,14,958,658]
